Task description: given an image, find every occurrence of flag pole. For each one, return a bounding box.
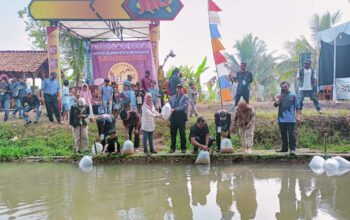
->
[208,0,224,110]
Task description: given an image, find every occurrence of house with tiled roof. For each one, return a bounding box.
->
[0,50,49,85]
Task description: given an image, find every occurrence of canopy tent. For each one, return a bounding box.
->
[58,20,152,41]
[318,21,350,100]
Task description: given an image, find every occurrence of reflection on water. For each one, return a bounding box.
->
[0,163,349,220]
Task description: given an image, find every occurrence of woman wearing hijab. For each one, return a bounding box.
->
[141,93,162,154]
[80,83,94,119]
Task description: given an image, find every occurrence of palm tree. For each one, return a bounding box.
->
[277,36,315,89]
[277,11,342,90]
[310,10,342,44]
[226,34,278,100]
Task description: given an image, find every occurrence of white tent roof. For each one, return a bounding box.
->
[317,21,350,46]
[58,20,151,41]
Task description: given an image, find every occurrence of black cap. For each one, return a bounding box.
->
[219,110,227,120]
[197,117,205,123]
[119,110,127,120]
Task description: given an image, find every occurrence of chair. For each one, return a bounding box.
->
[318,85,332,100]
[324,85,332,100]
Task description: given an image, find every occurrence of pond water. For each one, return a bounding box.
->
[0,163,349,220]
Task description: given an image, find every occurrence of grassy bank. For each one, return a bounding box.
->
[0,107,349,161]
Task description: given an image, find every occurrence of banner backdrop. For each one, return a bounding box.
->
[335,78,350,100]
[91,40,156,86]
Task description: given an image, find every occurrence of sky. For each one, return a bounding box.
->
[1,0,350,83]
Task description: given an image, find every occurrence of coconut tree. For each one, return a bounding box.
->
[277,11,342,90]
[226,34,278,100]
[310,10,342,44]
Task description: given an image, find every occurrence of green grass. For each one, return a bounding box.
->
[0,109,349,160]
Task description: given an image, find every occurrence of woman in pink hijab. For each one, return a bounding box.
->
[141,93,162,154]
[80,83,94,118]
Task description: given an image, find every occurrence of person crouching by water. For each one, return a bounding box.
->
[274,81,301,156]
[214,110,231,152]
[69,98,89,154]
[103,130,121,155]
[22,89,42,125]
[169,83,189,153]
[232,101,256,154]
[120,109,141,151]
[190,117,215,154]
[141,93,162,155]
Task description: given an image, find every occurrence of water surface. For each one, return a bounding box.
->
[0,163,349,220]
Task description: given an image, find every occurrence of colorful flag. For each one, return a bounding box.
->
[208,0,232,103]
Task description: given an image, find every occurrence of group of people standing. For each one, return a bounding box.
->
[0,57,323,156]
[229,59,322,155]
[69,71,164,154]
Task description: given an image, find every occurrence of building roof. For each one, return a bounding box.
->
[0,51,48,73]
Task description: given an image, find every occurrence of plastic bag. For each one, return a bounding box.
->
[161,103,172,120]
[91,142,103,156]
[309,156,325,174]
[122,140,134,155]
[79,156,93,172]
[332,156,350,169]
[324,158,339,177]
[195,150,210,164]
[220,138,234,153]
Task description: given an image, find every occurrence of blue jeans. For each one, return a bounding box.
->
[23,106,42,123]
[142,130,154,153]
[12,98,23,118]
[102,100,112,114]
[0,98,10,121]
[299,90,321,111]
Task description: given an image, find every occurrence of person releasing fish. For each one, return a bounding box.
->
[136,0,173,15]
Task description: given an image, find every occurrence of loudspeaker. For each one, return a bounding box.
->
[299,52,312,68]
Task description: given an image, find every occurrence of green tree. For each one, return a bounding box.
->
[166,57,209,101]
[310,10,342,44]
[226,34,278,100]
[18,7,50,50]
[60,33,85,86]
[18,8,86,85]
[277,11,342,89]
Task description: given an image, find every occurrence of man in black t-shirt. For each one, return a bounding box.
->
[189,117,215,154]
[235,62,253,107]
[120,109,141,150]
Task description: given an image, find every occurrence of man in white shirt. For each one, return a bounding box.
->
[297,59,322,114]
